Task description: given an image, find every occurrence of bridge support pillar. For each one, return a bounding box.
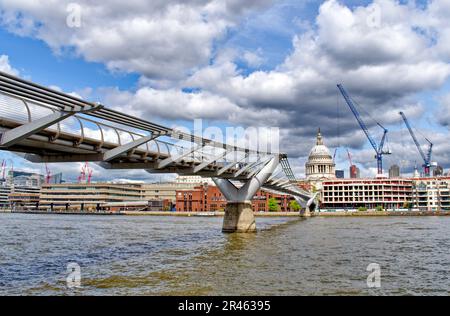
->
[295,192,318,217]
[213,156,279,233]
[222,201,256,233]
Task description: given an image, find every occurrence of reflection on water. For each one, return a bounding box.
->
[0,214,449,295]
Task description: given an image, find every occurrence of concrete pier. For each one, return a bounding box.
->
[300,208,311,217]
[222,202,256,233]
[213,156,280,233]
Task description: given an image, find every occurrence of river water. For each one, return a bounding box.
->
[0,213,449,295]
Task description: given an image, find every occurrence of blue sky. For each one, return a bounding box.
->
[1,0,450,181]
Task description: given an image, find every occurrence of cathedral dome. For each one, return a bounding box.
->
[309,142,331,157]
[305,128,336,181]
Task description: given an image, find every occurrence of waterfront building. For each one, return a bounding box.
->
[5,170,63,187]
[305,129,336,190]
[9,188,41,209]
[143,182,201,202]
[174,175,214,185]
[0,185,41,209]
[142,178,207,202]
[412,177,450,211]
[11,174,42,187]
[39,183,145,211]
[175,184,294,212]
[321,178,413,210]
[389,165,400,178]
[101,199,172,212]
[0,186,10,209]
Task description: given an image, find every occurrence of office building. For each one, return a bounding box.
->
[389,164,400,178]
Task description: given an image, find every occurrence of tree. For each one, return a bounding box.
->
[376,205,384,212]
[289,200,301,212]
[268,198,279,212]
[358,206,367,212]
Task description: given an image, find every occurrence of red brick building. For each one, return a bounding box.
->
[175,184,294,212]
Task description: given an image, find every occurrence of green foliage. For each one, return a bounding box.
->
[358,206,367,212]
[289,200,301,212]
[376,205,384,212]
[403,202,411,209]
[268,198,280,212]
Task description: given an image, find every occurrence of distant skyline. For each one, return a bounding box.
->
[1,0,450,181]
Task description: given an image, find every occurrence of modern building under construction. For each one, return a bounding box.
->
[320,177,450,211]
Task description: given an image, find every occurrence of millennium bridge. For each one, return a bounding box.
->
[0,71,316,233]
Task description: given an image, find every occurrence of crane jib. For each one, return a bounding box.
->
[399,111,433,176]
[337,84,391,175]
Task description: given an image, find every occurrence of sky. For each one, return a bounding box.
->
[1,0,450,182]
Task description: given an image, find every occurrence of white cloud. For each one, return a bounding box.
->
[0,54,19,75]
[0,0,273,80]
[436,93,450,129]
[242,49,265,68]
[100,86,290,127]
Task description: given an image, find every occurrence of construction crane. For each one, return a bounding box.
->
[337,84,391,175]
[45,163,52,184]
[87,168,93,184]
[399,111,433,177]
[333,148,338,162]
[78,162,93,183]
[1,159,5,180]
[347,149,353,166]
[347,149,358,178]
[78,163,86,183]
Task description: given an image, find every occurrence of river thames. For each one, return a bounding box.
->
[0,213,449,295]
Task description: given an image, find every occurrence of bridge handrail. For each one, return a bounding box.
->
[0,71,280,156]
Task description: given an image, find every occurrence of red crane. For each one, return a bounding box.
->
[347,149,353,166]
[45,163,52,184]
[78,162,93,183]
[87,168,93,184]
[78,163,86,183]
[347,149,358,179]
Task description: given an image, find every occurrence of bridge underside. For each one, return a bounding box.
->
[0,121,265,181]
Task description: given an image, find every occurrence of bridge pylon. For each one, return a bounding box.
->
[213,156,279,233]
[294,192,318,217]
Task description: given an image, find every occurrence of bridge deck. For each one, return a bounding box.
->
[0,71,313,202]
